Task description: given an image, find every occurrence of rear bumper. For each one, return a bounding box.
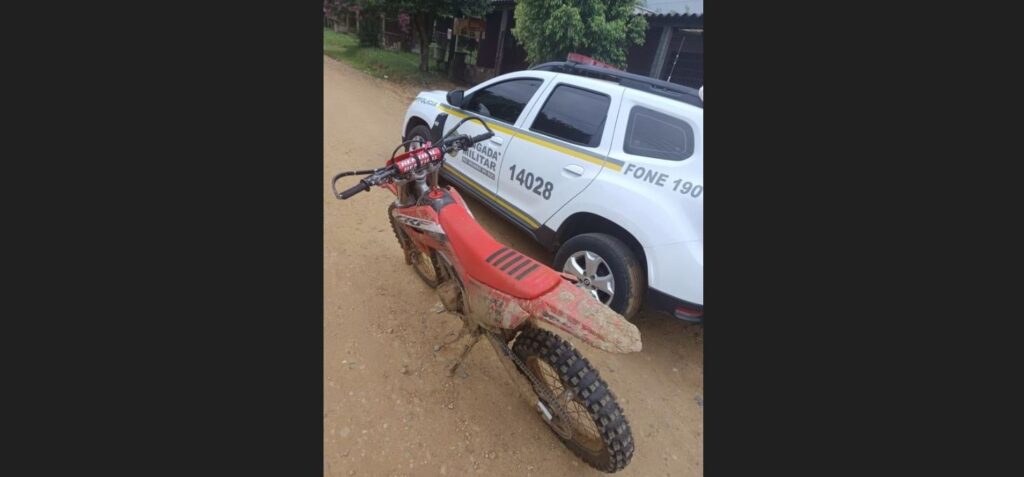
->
[644,287,704,324]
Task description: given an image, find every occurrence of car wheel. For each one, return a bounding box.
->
[405,125,432,151]
[554,233,645,320]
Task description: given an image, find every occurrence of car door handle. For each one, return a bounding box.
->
[489,136,504,146]
[563,165,585,176]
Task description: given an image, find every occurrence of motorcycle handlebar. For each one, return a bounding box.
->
[339,180,370,200]
[332,167,389,200]
[469,131,494,144]
[332,122,495,201]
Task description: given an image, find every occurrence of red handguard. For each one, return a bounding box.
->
[389,144,444,174]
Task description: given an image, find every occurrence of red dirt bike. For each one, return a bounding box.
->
[331,113,642,473]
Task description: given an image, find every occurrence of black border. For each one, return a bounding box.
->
[705,1,990,473]
[10,2,325,474]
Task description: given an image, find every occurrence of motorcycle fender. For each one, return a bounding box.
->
[525,281,642,354]
[463,277,531,330]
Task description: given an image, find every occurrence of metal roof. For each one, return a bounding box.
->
[637,0,703,17]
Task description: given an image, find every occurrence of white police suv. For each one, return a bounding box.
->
[401,61,703,322]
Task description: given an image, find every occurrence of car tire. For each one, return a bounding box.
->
[405,124,432,151]
[554,233,645,320]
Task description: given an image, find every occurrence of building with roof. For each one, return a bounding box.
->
[453,0,703,87]
[627,0,704,88]
[469,0,528,80]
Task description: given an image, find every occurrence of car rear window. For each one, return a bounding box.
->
[530,85,610,148]
[623,106,695,161]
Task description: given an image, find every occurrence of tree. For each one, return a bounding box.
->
[356,0,492,72]
[512,0,648,68]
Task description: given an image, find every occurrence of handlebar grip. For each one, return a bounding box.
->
[470,132,494,144]
[339,181,370,200]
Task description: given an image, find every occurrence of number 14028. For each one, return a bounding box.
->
[509,164,553,200]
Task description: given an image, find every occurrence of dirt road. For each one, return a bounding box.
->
[324,56,703,477]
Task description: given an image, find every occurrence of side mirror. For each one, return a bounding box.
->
[446,89,465,108]
[430,113,448,143]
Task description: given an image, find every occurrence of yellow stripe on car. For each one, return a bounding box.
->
[442,164,541,229]
[510,133,621,171]
[438,105,623,172]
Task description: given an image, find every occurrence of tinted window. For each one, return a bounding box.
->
[531,85,610,147]
[463,79,543,124]
[623,106,695,161]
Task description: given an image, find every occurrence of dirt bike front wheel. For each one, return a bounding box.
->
[512,327,634,473]
[388,203,441,288]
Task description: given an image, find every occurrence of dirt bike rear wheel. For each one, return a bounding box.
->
[512,327,634,472]
[388,203,440,288]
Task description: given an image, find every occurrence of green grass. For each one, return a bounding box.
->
[324,28,445,85]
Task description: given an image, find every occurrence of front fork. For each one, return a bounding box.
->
[392,164,442,208]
